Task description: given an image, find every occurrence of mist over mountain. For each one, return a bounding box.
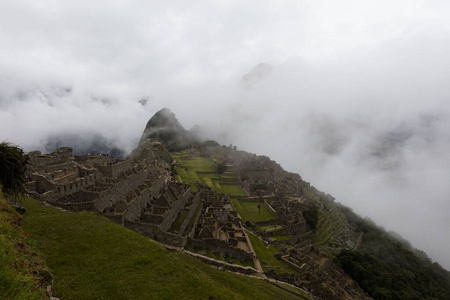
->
[44,132,126,158]
[1,0,450,271]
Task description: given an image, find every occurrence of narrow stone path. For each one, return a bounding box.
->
[242,228,265,276]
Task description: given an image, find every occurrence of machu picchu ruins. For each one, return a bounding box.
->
[3,106,448,299]
[22,108,374,299]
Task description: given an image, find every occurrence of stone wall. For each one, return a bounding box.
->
[74,155,109,168]
[148,176,167,199]
[26,181,37,192]
[29,155,68,170]
[255,219,278,227]
[266,228,287,237]
[94,171,150,213]
[55,171,79,184]
[56,173,98,197]
[122,190,150,222]
[97,161,132,179]
[73,190,100,202]
[31,174,55,194]
[109,175,166,222]
[124,220,186,248]
[141,213,164,225]
[159,188,192,231]
[263,200,278,218]
[185,251,257,275]
[188,237,253,261]
[179,195,201,237]
[44,162,76,174]
[50,200,96,212]
[188,201,203,238]
[281,255,304,272]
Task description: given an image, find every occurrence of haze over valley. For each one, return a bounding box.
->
[1,0,450,270]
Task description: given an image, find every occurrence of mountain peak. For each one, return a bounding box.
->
[139,108,196,151]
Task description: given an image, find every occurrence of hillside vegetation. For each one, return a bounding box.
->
[335,205,450,299]
[0,192,49,299]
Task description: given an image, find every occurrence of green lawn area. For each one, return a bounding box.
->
[240,201,276,223]
[247,232,296,275]
[230,199,276,230]
[230,198,251,224]
[272,234,293,241]
[219,184,246,196]
[21,197,303,300]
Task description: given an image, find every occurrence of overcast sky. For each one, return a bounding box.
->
[1,0,449,269]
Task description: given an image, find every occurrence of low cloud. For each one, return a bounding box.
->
[1,0,450,270]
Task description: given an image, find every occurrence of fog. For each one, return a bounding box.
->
[1,1,449,269]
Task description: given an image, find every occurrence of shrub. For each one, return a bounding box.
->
[303,208,318,230]
[0,142,29,199]
[216,162,228,174]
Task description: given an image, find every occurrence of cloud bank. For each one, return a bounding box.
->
[1,0,449,269]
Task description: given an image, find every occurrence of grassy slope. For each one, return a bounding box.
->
[0,194,47,299]
[21,197,302,300]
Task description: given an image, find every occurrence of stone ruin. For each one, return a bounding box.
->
[26,143,254,262]
[210,146,371,299]
[188,184,254,261]
[26,141,370,299]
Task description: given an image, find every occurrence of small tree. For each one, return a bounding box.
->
[0,142,29,200]
[216,162,228,175]
[303,207,319,231]
[252,183,267,213]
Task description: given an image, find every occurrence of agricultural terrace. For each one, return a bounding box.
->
[172,152,246,196]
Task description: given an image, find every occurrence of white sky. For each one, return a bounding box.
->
[1,0,450,269]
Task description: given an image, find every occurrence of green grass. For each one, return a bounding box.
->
[230,198,251,224]
[21,197,302,299]
[272,234,293,241]
[0,194,47,299]
[240,202,276,223]
[230,199,276,225]
[174,154,247,196]
[247,233,295,275]
[219,184,246,196]
[175,156,216,190]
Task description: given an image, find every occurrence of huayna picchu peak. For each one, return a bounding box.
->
[139,107,202,151]
[3,109,450,299]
